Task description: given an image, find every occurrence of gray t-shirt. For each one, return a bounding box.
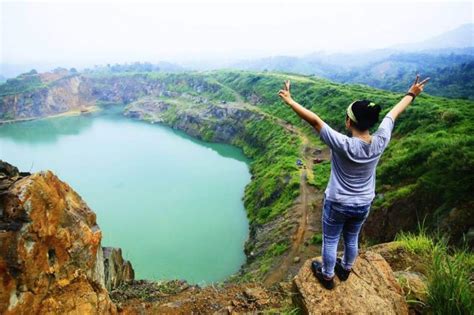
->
[318,114,395,205]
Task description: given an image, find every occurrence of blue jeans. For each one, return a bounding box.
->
[321,198,371,278]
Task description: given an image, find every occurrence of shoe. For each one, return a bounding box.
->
[335,258,351,281]
[311,260,335,290]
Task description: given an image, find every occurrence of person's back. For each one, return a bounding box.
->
[320,114,394,204]
[277,75,429,289]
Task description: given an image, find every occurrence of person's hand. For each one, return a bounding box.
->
[278,80,293,105]
[408,74,430,97]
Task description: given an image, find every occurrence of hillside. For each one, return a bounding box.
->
[212,71,474,244]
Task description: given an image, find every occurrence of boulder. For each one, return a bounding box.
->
[292,251,408,315]
[0,161,119,314]
[370,242,431,275]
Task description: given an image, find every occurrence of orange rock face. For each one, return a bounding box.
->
[0,164,116,314]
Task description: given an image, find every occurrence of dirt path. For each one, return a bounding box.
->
[263,123,319,286]
[216,82,331,286]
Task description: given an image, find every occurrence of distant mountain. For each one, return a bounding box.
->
[328,55,474,100]
[392,23,474,51]
[229,48,474,99]
[228,24,474,99]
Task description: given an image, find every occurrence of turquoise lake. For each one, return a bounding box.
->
[0,106,251,285]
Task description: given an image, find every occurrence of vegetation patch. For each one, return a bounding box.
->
[309,233,323,245]
[309,161,330,189]
[0,71,46,96]
[394,229,473,314]
[213,70,474,240]
[395,225,435,255]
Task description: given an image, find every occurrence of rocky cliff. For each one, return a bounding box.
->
[0,71,235,123]
[124,96,263,142]
[0,161,133,314]
[0,70,96,121]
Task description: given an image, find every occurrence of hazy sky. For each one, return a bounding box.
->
[1,0,473,67]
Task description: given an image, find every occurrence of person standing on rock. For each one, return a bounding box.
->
[278,75,429,289]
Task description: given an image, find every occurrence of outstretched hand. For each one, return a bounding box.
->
[408,74,430,97]
[278,80,293,104]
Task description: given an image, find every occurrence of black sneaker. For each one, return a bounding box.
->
[335,258,351,281]
[311,260,335,290]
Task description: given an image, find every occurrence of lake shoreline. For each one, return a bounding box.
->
[0,105,100,125]
[0,106,251,284]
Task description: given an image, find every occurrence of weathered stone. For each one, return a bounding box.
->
[0,167,118,314]
[103,247,135,291]
[292,251,408,315]
[243,287,270,306]
[0,160,19,177]
[370,242,431,275]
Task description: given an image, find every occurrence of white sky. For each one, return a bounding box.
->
[1,0,473,67]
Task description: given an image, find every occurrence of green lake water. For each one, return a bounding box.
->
[0,106,251,285]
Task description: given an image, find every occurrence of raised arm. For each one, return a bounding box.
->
[388,74,430,121]
[278,80,325,132]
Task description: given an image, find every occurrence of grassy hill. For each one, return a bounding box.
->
[212,70,474,244]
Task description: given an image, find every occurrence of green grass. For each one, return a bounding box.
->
[395,224,435,255]
[256,242,289,278]
[268,242,289,256]
[309,161,330,189]
[310,233,323,245]
[237,118,301,224]
[395,229,474,314]
[428,243,474,314]
[0,73,46,96]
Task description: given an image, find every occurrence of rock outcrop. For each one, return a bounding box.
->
[0,161,133,314]
[0,71,95,122]
[103,247,134,291]
[369,241,431,275]
[124,96,263,143]
[292,251,408,314]
[370,241,431,313]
